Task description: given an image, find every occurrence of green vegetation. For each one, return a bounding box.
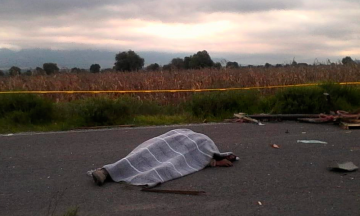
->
[114,50,144,72]
[1,84,360,134]
[270,87,329,114]
[43,63,59,75]
[89,64,101,73]
[189,90,264,119]
[164,50,215,70]
[9,66,21,76]
[61,207,79,216]
[0,94,54,125]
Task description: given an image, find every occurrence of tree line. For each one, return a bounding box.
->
[0,50,358,76]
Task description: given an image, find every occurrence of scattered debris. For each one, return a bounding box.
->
[141,188,206,195]
[257,201,263,206]
[247,114,319,121]
[329,162,358,172]
[337,110,360,123]
[226,113,265,126]
[298,118,332,123]
[340,122,360,130]
[271,144,280,149]
[297,140,327,144]
[350,147,360,151]
[229,110,360,130]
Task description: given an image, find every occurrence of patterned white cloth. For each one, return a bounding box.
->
[100,129,233,187]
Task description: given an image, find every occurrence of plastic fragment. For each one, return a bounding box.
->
[329,162,358,172]
[297,140,327,144]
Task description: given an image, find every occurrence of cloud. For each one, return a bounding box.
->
[0,0,301,21]
[0,0,359,62]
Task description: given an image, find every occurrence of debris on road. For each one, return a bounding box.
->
[329,162,359,172]
[3,134,14,137]
[340,121,360,130]
[141,188,206,195]
[226,109,360,130]
[270,144,280,149]
[297,140,328,144]
[225,113,265,126]
[350,147,360,151]
[246,114,320,121]
[298,118,332,123]
[257,201,263,206]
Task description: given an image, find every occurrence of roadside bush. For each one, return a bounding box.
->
[68,97,132,126]
[271,87,328,114]
[119,96,164,115]
[188,91,262,119]
[0,94,54,124]
[320,84,360,112]
[56,96,167,127]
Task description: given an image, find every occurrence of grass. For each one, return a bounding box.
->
[61,207,79,216]
[1,84,360,134]
[133,114,199,126]
[188,90,265,119]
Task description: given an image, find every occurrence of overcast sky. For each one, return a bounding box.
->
[1,0,359,63]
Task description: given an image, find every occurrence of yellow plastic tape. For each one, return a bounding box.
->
[0,82,359,94]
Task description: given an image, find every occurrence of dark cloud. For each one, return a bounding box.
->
[0,0,301,22]
[0,0,114,18]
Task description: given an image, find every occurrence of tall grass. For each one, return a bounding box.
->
[189,91,264,119]
[0,94,54,124]
[55,96,170,127]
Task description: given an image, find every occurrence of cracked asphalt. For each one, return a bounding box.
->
[1,122,359,216]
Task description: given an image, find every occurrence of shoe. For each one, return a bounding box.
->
[92,169,108,186]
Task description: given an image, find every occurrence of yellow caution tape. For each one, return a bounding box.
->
[0,82,359,94]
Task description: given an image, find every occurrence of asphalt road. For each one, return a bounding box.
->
[1,122,359,216]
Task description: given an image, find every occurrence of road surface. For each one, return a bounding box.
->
[1,122,359,216]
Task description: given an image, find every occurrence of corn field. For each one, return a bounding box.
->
[0,64,359,104]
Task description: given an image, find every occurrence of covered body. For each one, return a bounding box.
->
[103,129,232,187]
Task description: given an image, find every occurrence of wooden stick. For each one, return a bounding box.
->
[248,114,320,120]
